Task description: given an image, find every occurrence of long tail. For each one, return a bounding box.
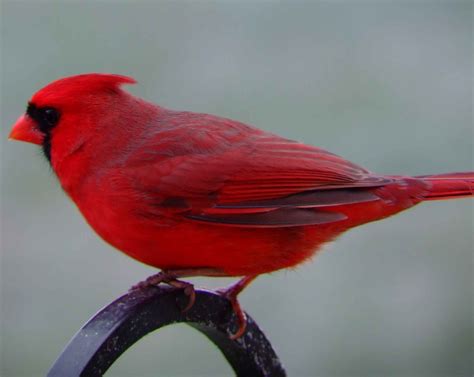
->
[416,172,474,200]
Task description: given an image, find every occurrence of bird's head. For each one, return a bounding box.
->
[9,73,136,161]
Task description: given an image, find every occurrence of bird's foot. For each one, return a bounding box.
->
[216,275,257,340]
[131,271,196,312]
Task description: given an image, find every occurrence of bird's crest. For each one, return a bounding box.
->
[30,73,136,107]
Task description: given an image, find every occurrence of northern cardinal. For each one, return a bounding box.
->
[9,73,474,339]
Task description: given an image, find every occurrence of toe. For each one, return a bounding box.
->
[229,320,247,340]
[181,285,196,312]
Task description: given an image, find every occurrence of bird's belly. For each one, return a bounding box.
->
[84,207,342,275]
[76,180,419,276]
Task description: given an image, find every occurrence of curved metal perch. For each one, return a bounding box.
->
[47,286,286,377]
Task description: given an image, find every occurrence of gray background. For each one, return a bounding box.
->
[1,1,472,376]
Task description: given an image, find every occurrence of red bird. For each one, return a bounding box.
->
[9,73,474,338]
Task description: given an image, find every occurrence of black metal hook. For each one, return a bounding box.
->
[47,286,286,377]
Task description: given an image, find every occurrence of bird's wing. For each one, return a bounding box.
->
[120,114,390,227]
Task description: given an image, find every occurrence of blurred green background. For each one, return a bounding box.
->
[1,1,472,376]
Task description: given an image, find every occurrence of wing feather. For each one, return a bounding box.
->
[120,111,388,227]
[186,208,347,227]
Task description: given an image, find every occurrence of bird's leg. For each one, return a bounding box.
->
[216,275,257,340]
[131,268,227,312]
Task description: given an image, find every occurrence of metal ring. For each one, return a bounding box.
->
[47,286,286,377]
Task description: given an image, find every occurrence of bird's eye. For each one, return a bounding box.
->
[41,108,60,126]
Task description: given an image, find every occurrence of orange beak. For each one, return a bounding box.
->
[8,114,44,145]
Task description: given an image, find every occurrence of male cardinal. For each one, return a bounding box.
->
[9,73,473,339]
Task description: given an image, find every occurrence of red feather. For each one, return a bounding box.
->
[9,73,473,277]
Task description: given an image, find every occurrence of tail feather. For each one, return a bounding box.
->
[416,172,474,200]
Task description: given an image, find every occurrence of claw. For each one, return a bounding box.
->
[228,296,247,340]
[131,271,196,313]
[217,275,257,340]
[168,279,196,313]
[217,288,248,339]
[132,272,257,340]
